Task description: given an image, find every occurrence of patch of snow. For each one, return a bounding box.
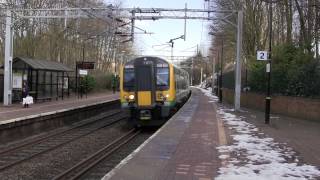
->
[199,87,320,180]
[219,154,230,159]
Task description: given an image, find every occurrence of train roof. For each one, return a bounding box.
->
[125,56,188,72]
[125,56,169,65]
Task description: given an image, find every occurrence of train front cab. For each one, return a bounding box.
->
[120,57,176,126]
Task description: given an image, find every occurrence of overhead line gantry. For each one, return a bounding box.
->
[3,6,243,112]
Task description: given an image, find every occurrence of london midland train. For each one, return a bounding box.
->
[120,56,190,127]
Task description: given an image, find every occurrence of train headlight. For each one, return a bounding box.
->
[129,94,135,100]
[165,94,170,98]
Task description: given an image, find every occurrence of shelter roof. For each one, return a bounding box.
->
[13,57,73,72]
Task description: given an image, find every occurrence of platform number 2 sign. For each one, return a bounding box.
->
[257,51,268,61]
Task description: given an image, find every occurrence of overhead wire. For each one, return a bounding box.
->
[0,5,106,40]
[136,38,153,50]
[179,45,198,52]
[66,0,152,43]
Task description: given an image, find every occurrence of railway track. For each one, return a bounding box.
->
[0,110,127,172]
[53,129,140,180]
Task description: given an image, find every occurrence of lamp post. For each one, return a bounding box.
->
[191,57,194,86]
[261,0,283,124]
[262,0,281,124]
[209,31,225,97]
[209,48,216,94]
[265,2,272,124]
[209,33,224,102]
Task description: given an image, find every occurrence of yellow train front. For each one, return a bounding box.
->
[120,56,190,127]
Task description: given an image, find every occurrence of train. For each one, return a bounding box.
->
[120,56,190,127]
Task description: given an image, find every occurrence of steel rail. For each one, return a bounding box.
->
[0,112,127,172]
[53,129,140,180]
[0,108,120,155]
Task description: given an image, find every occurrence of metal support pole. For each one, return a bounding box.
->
[191,58,194,86]
[184,3,187,41]
[131,10,135,42]
[219,39,223,103]
[82,44,85,62]
[171,42,174,62]
[76,63,79,98]
[200,67,203,84]
[215,52,219,95]
[62,72,64,100]
[211,55,215,94]
[43,71,46,98]
[36,70,39,101]
[3,10,13,106]
[265,2,272,124]
[114,55,117,74]
[234,10,243,111]
[50,72,53,98]
[245,58,248,90]
[113,46,117,74]
[64,5,68,28]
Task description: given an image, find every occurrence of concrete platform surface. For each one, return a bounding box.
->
[102,87,320,180]
[103,88,226,180]
[0,91,118,124]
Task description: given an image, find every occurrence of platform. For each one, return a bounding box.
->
[103,88,227,180]
[103,87,320,180]
[0,91,119,125]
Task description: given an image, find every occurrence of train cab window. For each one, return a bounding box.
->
[156,67,169,90]
[124,68,135,91]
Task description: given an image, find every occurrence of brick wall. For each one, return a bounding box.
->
[222,88,320,121]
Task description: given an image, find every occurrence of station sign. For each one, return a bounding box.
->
[257,51,268,61]
[13,73,22,89]
[77,61,95,69]
[79,69,88,76]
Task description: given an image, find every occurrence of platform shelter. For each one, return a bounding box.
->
[8,57,73,102]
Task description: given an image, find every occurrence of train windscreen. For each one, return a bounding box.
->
[156,67,169,90]
[124,68,135,91]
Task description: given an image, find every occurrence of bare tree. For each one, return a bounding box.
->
[0,0,134,73]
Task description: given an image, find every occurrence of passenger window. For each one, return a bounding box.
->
[124,68,135,90]
[156,67,169,90]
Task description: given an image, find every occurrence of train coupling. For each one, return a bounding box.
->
[139,110,151,120]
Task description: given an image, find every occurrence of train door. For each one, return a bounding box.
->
[134,60,156,107]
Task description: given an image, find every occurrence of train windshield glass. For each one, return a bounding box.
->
[156,67,169,90]
[124,68,135,90]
